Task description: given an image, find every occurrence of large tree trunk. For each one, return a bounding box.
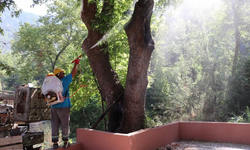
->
[118,0,155,133]
[81,0,154,133]
[81,0,124,132]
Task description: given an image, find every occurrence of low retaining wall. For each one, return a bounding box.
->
[47,122,250,150]
[179,121,250,145]
[125,122,179,150]
[76,122,179,150]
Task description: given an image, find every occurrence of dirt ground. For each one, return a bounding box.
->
[158,141,250,150]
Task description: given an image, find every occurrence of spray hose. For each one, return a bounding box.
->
[63,43,101,99]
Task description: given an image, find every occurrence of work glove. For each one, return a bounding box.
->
[72,58,80,65]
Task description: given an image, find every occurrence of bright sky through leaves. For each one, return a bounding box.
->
[14,0,48,16]
[188,0,222,9]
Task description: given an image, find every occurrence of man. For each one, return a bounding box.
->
[51,58,79,149]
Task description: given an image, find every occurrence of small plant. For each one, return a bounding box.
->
[244,106,250,123]
[226,107,250,123]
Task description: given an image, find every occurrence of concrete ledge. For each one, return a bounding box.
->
[129,122,179,150]
[76,122,179,150]
[179,121,250,145]
[76,128,131,150]
[46,122,250,150]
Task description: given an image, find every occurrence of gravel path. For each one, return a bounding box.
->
[159,141,250,150]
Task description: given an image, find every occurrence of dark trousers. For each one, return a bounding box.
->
[51,107,70,142]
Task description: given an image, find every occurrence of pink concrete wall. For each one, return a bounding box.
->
[130,122,179,150]
[179,122,250,145]
[46,122,250,150]
[75,122,179,150]
[76,128,132,150]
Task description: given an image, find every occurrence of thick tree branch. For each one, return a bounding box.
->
[81,0,124,132]
[81,0,97,30]
[119,0,155,133]
[124,0,154,50]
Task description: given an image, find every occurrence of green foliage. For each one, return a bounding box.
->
[0,10,39,54]
[243,59,250,83]
[70,56,99,111]
[2,0,250,140]
[108,28,129,86]
[154,0,180,16]
[0,61,14,76]
[227,107,250,123]
[70,95,107,138]
[146,51,174,125]
[245,106,250,123]
[227,58,250,114]
[0,52,16,90]
[5,0,108,134]
[145,0,250,124]
[225,0,250,113]
[0,52,35,90]
[92,0,133,34]
[0,0,21,35]
[11,0,87,86]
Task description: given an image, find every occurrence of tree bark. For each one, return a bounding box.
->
[118,0,155,133]
[81,0,124,132]
[81,0,154,133]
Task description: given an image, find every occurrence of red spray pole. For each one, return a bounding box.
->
[72,55,82,64]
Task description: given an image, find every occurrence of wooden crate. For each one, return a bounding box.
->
[13,87,50,123]
[0,136,23,150]
[22,132,44,147]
